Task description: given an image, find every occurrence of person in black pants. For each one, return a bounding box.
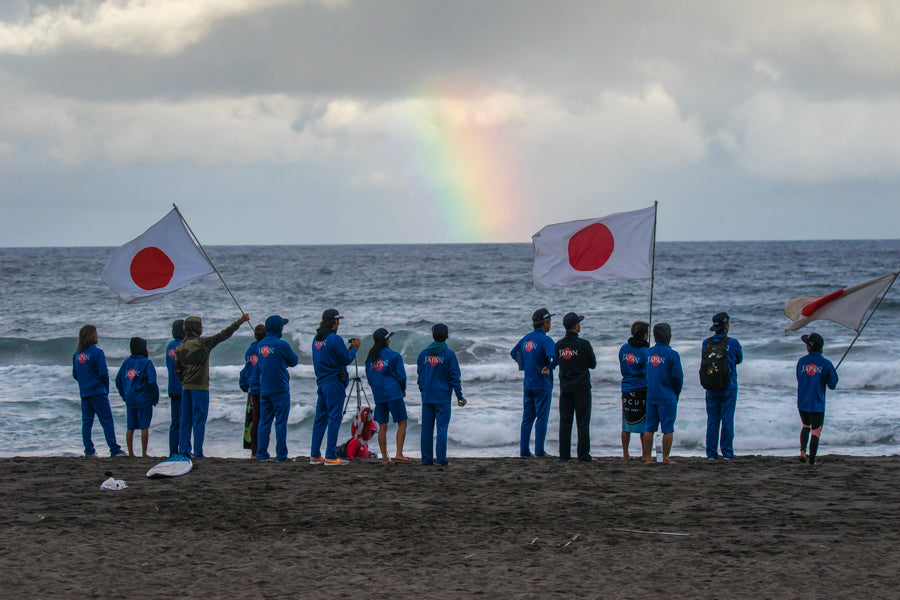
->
[555,312,597,461]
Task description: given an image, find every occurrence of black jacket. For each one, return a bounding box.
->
[555,331,597,392]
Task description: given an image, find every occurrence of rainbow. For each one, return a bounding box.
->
[407,88,526,243]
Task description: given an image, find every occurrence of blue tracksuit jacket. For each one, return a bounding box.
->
[365,347,407,403]
[73,344,109,398]
[417,343,464,404]
[510,328,557,391]
[239,341,261,394]
[115,355,159,409]
[645,343,684,404]
[797,352,839,413]
[257,334,299,395]
[312,332,356,386]
[619,342,648,393]
[165,337,182,395]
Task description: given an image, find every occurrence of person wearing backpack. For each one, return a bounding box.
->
[700,312,743,460]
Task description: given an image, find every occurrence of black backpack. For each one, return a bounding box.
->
[699,336,730,391]
[336,440,350,459]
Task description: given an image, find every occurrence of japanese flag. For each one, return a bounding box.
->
[101,209,214,305]
[784,272,898,332]
[532,206,656,291]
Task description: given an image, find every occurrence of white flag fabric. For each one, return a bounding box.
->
[784,272,897,332]
[101,209,214,305]
[532,206,656,291]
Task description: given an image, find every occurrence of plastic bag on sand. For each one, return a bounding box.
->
[100,476,127,491]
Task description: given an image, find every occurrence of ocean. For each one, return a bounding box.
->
[1,240,898,459]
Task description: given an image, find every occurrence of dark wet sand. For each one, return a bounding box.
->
[2,455,899,599]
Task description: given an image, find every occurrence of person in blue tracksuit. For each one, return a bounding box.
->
[165,319,186,457]
[417,323,466,466]
[619,320,649,461]
[115,337,159,457]
[310,309,361,466]
[641,323,683,464]
[72,324,124,457]
[510,308,557,457]
[365,327,409,465]
[255,316,299,462]
[240,324,267,459]
[796,332,838,467]
[702,312,744,460]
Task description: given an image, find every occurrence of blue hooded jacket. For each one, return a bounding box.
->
[510,328,557,391]
[73,344,109,398]
[256,316,299,395]
[165,337,183,395]
[619,341,648,393]
[365,346,407,404]
[797,352,838,412]
[312,331,356,386]
[115,355,159,409]
[417,342,463,404]
[645,343,684,404]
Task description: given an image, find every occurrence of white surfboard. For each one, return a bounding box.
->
[146,454,193,478]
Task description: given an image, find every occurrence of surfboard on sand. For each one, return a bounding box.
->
[146,454,193,478]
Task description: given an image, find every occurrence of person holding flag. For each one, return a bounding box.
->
[174,313,250,458]
[796,333,839,467]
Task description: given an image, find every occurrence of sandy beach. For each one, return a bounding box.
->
[2,454,899,599]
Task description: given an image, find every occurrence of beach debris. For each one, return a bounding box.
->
[518,537,540,550]
[100,472,127,491]
[609,528,691,537]
[37,514,46,521]
[558,533,582,548]
[464,554,476,559]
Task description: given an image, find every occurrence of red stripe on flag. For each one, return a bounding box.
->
[801,289,845,317]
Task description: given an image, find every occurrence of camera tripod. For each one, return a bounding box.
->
[342,357,371,415]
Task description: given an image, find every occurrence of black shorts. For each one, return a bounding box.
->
[799,410,825,430]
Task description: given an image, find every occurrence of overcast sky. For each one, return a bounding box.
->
[1,0,899,246]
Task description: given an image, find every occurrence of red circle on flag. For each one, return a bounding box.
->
[568,223,614,272]
[130,247,174,290]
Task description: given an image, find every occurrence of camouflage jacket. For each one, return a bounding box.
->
[174,318,244,391]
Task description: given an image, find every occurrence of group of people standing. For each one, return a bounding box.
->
[508,309,838,467]
[74,307,839,466]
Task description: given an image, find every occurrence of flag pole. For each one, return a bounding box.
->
[834,271,898,371]
[171,203,247,317]
[648,201,658,330]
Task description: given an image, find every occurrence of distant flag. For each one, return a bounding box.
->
[532,205,656,291]
[784,271,898,332]
[101,209,214,305]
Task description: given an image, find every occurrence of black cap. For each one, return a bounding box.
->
[710,312,730,332]
[563,312,584,329]
[373,328,393,342]
[432,323,449,340]
[532,308,555,323]
[322,308,342,321]
[802,332,824,350]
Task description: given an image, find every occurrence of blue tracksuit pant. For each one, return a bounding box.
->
[168,394,188,457]
[421,402,451,465]
[310,378,345,460]
[520,388,552,457]
[257,391,291,461]
[706,389,737,458]
[81,394,122,456]
[179,389,209,457]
